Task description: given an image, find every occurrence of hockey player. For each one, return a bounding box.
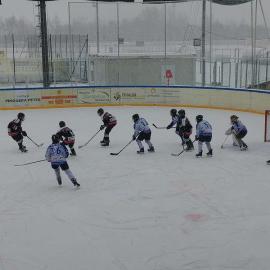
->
[132,114,155,154]
[56,121,76,156]
[97,108,117,146]
[45,134,80,187]
[225,115,248,151]
[7,112,28,152]
[176,109,194,151]
[195,115,213,157]
[166,109,178,130]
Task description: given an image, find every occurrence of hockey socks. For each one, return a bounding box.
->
[64,169,80,187]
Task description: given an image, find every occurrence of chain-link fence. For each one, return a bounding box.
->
[0,1,270,89]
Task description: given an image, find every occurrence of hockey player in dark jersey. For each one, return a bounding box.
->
[97,108,117,146]
[7,112,28,152]
[176,109,194,151]
[56,121,76,156]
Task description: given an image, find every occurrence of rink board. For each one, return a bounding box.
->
[0,85,269,114]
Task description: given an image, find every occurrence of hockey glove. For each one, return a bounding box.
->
[22,131,27,136]
[132,135,136,141]
[195,135,199,141]
[100,125,105,130]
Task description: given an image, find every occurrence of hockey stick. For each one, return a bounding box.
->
[26,136,44,147]
[152,123,176,129]
[171,139,196,156]
[152,123,167,129]
[14,159,46,166]
[171,148,185,157]
[78,129,101,149]
[110,139,134,156]
[221,135,229,149]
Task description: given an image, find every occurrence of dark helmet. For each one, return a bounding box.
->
[51,134,60,144]
[178,109,185,118]
[230,115,238,122]
[97,108,104,116]
[132,114,139,122]
[59,121,66,128]
[170,109,177,117]
[17,112,25,121]
[196,114,203,123]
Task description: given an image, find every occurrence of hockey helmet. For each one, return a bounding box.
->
[51,134,60,144]
[178,109,185,118]
[230,115,238,122]
[132,114,139,122]
[170,109,177,117]
[17,112,25,121]
[196,114,203,123]
[97,108,104,116]
[59,121,66,128]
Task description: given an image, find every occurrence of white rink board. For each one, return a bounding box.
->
[0,106,270,270]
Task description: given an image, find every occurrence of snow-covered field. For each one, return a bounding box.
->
[0,106,269,270]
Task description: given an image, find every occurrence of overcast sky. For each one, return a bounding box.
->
[0,0,270,27]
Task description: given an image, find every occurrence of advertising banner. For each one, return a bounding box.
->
[0,90,41,107]
[111,88,146,104]
[77,88,111,104]
[40,88,77,106]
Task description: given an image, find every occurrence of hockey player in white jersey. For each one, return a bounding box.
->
[225,115,248,150]
[166,109,178,130]
[132,114,155,154]
[195,115,213,157]
[45,134,80,187]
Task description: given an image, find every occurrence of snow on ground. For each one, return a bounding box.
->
[0,106,269,270]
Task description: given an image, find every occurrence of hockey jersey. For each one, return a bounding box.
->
[176,117,192,133]
[7,119,22,136]
[196,120,212,137]
[45,143,69,164]
[232,120,247,135]
[167,115,178,129]
[57,127,75,144]
[133,118,151,137]
[101,112,117,127]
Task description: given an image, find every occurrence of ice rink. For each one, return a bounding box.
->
[0,106,269,270]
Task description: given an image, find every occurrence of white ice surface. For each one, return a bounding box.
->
[0,106,269,270]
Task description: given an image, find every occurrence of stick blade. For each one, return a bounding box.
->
[110,152,119,156]
[38,143,44,147]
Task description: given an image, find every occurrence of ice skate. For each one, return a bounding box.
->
[71,178,80,187]
[19,145,28,153]
[70,149,77,156]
